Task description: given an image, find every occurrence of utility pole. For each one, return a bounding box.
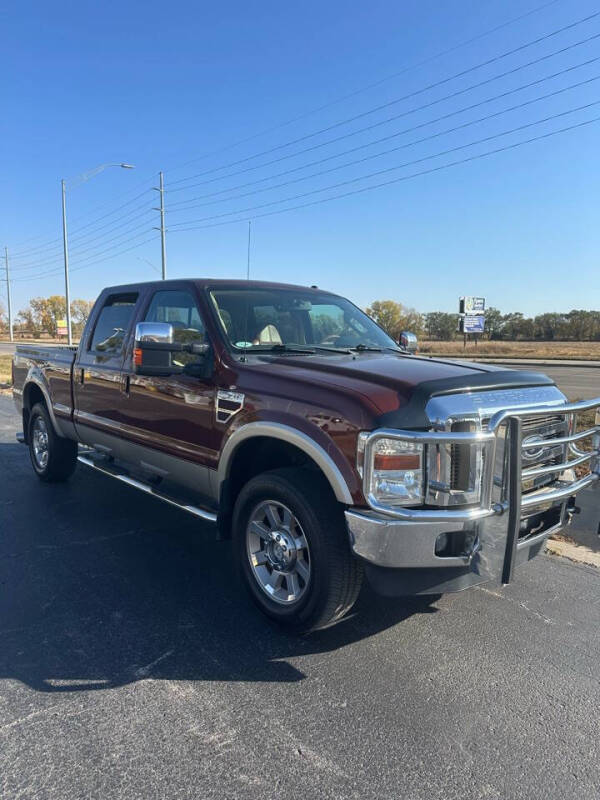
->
[154,171,167,279]
[61,179,72,345]
[4,247,13,343]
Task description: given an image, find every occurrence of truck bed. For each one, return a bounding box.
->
[13,343,78,427]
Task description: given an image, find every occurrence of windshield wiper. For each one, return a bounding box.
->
[313,345,353,354]
[351,344,383,352]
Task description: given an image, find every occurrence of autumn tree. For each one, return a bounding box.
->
[71,299,95,336]
[365,300,424,340]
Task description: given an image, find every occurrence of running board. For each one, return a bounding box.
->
[77,454,217,524]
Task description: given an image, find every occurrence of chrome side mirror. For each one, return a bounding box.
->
[400,331,418,353]
[135,321,174,344]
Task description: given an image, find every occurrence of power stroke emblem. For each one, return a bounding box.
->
[216,390,245,424]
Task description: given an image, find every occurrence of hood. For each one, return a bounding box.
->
[240,351,555,426]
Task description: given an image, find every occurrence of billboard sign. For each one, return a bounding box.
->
[462,315,485,334]
[460,296,485,314]
[57,319,68,337]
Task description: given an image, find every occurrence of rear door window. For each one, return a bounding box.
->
[89,294,138,355]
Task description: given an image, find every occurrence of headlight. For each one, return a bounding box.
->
[358,434,424,507]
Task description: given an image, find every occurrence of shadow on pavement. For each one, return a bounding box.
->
[0,443,439,693]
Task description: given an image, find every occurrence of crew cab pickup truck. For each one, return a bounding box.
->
[13,279,600,631]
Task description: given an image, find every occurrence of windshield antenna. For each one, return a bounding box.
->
[241,220,252,361]
[246,220,252,280]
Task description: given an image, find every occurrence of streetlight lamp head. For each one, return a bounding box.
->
[120,163,135,169]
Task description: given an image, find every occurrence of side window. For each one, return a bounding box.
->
[89,294,138,356]
[144,290,206,366]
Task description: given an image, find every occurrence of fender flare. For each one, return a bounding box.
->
[218,421,354,505]
[21,374,62,437]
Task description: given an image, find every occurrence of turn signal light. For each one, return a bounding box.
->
[134,347,143,366]
[373,453,421,471]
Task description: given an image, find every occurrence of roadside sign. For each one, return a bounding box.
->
[461,315,485,333]
[57,318,67,337]
[459,296,485,314]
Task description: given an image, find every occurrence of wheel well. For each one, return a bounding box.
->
[218,436,336,537]
[22,383,46,443]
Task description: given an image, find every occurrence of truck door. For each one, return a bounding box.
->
[73,291,139,457]
[119,287,217,502]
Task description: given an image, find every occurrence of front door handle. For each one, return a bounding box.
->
[123,374,131,395]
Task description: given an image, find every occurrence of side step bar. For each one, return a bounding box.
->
[77,454,217,524]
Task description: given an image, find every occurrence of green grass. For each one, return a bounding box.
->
[0,355,12,387]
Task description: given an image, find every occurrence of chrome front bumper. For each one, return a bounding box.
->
[346,397,600,590]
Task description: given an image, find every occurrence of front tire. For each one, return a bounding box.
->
[28,402,77,482]
[232,467,362,632]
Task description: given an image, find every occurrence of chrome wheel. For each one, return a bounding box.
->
[32,416,49,470]
[246,500,311,605]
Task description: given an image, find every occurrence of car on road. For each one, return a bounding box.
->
[11,279,600,631]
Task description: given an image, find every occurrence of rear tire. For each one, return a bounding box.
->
[28,402,77,482]
[232,467,362,632]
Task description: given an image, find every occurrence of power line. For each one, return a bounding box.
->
[9,181,155,254]
[10,204,156,270]
[169,102,600,229]
[167,70,600,215]
[168,31,600,199]
[170,114,600,232]
[9,217,156,273]
[10,187,154,259]
[162,0,568,177]
[12,232,160,283]
[167,10,600,189]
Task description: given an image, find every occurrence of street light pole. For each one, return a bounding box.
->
[61,163,135,346]
[4,246,13,343]
[61,179,72,344]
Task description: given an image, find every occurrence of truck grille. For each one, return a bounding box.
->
[449,414,570,500]
[520,414,568,494]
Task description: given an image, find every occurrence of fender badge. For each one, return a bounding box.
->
[216,390,245,424]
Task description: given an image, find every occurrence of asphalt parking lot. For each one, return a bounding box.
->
[1,394,599,799]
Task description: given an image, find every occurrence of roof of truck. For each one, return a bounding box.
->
[102,278,328,294]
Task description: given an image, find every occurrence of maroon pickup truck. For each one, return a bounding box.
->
[12,279,600,631]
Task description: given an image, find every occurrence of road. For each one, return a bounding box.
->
[1,395,599,799]
[527,364,599,399]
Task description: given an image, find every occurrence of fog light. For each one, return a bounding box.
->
[435,533,449,555]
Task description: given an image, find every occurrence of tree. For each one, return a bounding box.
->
[424,311,457,340]
[71,299,94,336]
[28,295,67,336]
[16,307,39,335]
[533,312,564,341]
[483,307,504,340]
[366,300,424,340]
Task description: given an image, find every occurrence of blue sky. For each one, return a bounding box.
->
[2,0,599,316]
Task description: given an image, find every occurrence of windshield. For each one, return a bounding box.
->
[209,286,398,352]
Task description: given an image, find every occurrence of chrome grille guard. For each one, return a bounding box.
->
[361,397,600,524]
